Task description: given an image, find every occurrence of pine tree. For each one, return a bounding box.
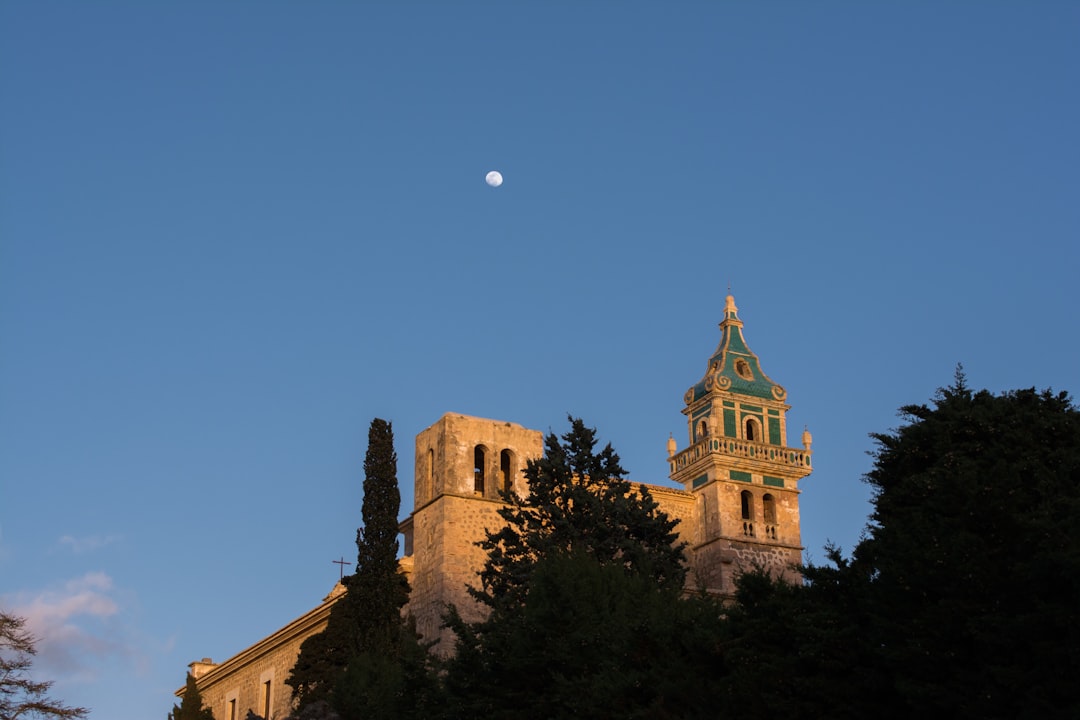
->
[442,417,697,717]
[471,416,686,612]
[287,419,429,718]
[167,673,214,720]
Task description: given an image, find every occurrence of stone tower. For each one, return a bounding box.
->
[400,413,544,653]
[669,294,813,594]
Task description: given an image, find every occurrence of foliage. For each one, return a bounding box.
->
[285,700,339,720]
[856,373,1080,716]
[445,550,725,719]
[167,674,214,720]
[716,552,888,719]
[471,416,686,612]
[442,417,704,718]
[287,419,432,718]
[333,615,439,720]
[717,372,1080,719]
[0,610,88,720]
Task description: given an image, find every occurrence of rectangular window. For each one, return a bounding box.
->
[228,699,237,720]
[263,680,272,719]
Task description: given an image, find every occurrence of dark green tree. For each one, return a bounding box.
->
[168,673,213,720]
[442,417,702,718]
[471,416,686,610]
[287,419,431,718]
[718,372,1080,719]
[856,374,1080,717]
[716,551,889,719]
[445,550,725,719]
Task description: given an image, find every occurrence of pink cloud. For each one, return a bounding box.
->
[4,573,131,681]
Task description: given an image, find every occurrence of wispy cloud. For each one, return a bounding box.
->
[56,534,122,555]
[3,573,134,682]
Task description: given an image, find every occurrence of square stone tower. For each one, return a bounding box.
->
[400,413,543,653]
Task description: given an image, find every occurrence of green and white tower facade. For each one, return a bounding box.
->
[668,295,813,594]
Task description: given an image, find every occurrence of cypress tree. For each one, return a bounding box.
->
[287,418,417,716]
[168,673,214,720]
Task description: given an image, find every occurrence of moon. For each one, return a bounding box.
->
[485,170,503,187]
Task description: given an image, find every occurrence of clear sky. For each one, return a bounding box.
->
[2,3,1077,718]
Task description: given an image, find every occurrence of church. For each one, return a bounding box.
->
[177,295,814,720]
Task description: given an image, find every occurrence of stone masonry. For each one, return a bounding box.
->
[178,294,813,718]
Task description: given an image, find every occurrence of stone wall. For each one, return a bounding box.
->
[186,585,343,720]
[402,493,508,653]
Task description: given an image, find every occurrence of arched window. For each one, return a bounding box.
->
[745,417,760,442]
[740,490,754,537]
[474,446,486,494]
[500,449,514,495]
[762,493,777,524]
[697,419,709,441]
[762,493,777,540]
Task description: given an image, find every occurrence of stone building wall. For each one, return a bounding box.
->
[401,493,507,653]
[402,413,545,653]
[185,585,343,720]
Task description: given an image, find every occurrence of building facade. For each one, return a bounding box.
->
[179,295,813,717]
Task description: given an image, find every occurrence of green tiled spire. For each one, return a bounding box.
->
[685,295,786,404]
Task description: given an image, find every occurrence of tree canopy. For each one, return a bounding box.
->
[718,373,1080,719]
[1,610,88,720]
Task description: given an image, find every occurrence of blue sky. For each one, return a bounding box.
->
[2,3,1077,718]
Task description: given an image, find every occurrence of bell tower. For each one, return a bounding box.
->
[400,413,543,654]
[668,295,813,594]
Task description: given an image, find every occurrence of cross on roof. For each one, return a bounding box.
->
[332,556,352,581]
